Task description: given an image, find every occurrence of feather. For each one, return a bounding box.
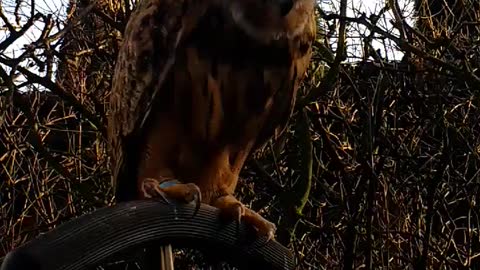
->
[108,0,316,204]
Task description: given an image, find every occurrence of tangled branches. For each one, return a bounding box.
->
[1,0,479,268]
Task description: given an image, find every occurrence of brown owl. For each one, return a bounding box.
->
[108,0,316,240]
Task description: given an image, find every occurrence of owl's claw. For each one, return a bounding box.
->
[141,178,202,217]
[141,178,172,203]
[187,184,202,217]
[212,194,276,241]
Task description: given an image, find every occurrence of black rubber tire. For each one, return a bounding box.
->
[0,200,294,270]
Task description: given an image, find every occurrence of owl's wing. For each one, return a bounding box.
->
[108,0,204,201]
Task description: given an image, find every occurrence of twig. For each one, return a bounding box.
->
[299,0,348,105]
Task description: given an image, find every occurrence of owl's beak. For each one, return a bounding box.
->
[276,0,294,16]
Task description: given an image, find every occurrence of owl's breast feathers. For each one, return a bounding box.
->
[108,0,315,201]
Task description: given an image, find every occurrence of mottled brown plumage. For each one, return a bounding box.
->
[108,0,315,239]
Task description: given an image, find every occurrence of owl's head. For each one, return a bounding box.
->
[224,0,315,43]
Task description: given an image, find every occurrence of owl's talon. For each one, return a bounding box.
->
[141,178,171,204]
[187,183,202,217]
[258,220,277,242]
[212,194,276,241]
[141,178,202,217]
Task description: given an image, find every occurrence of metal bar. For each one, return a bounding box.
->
[160,245,174,270]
